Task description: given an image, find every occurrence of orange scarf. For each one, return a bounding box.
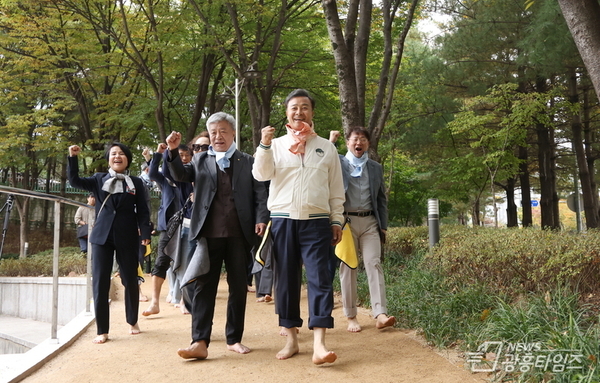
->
[286,122,317,154]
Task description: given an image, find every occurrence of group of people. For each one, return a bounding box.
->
[67,88,395,365]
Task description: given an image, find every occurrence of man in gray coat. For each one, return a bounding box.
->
[332,127,396,332]
[166,112,269,359]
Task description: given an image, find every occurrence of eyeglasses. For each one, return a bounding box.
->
[192,144,209,152]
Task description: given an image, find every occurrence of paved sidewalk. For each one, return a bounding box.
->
[0,310,94,383]
[0,315,56,348]
[17,277,485,383]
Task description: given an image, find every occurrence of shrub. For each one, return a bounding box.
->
[382,225,600,353]
[0,247,87,276]
[384,226,429,266]
[428,227,600,295]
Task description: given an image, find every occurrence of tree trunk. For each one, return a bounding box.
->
[516,75,532,227]
[568,67,599,228]
[322,0,419,161]
[370,0,419,160]
[321,0,363,131]
[471,198,481,226]
[498,177,518,227]
[537,124,559,229]
[535,77,560,230]
[518,145,533,227]
[583,86,600,217]
[187,54,219,143]
[13,196,30,258]
[558,0,600,100]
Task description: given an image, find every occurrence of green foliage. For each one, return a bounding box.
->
[384,225,429,263]
[384,152,431,226]
[380,223,600,378]
[429,227,600,294]
[0,247,87,276]
[464,289,599,382]
[382,243,498,348]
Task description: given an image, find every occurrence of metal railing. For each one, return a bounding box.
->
[0,185,92,343]
[1,177,162,198]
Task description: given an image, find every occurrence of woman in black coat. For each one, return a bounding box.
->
[68,142,152,344]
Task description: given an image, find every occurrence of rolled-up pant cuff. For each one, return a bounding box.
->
[308,316,334,330]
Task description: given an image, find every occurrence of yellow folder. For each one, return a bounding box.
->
[335,223,358,269]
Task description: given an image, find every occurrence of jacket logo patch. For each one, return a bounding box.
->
[316,148,325,157]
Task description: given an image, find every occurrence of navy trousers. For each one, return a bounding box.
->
[271,218,334,330]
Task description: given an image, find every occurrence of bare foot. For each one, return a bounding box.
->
[313,327,336,365]
[142,303,160,317]
[92,334,108,344]
[375,314,396,329]
[139,293,149,302]
[276,328,299,360]
[247,285,255,293]
[130,323,141,335]
[256,296,266,302]
[178,300,190,315]
[312,350,337,365]
[166,293,172,303]
[347,316,362,332]
[279,327,299,336]
[264,294,272,302]
[227,342,251,354]
[178,341,208,360]
[276,343,299,360]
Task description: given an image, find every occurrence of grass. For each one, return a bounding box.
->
[350,226,600,382]
[462,289,599,382]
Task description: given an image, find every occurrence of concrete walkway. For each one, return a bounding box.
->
[0,315,55,349]
[0,312,94,383]
[15,277,485,383]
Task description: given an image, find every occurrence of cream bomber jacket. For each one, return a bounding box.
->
[252,134,345,227]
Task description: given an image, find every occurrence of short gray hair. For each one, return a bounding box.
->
[206,112,236,133]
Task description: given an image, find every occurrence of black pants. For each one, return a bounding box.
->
[151,230,171,279]
[91,233,139,335]
[187,237,249,347]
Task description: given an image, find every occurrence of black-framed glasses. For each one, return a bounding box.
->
[192,144,209,152]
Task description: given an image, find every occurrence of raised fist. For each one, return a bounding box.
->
[69,145,81,157]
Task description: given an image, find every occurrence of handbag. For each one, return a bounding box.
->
[76,224,89,239]
[165,196,191,240]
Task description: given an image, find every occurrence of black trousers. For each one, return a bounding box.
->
[91,233,139,335]
[151,230,171,279]
[188,237,249,347]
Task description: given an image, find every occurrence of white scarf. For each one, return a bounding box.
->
[102,168,136,194]
[208,141,236,172]
[345,151,368,178]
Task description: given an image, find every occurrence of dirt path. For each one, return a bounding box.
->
[23,276,486,383]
